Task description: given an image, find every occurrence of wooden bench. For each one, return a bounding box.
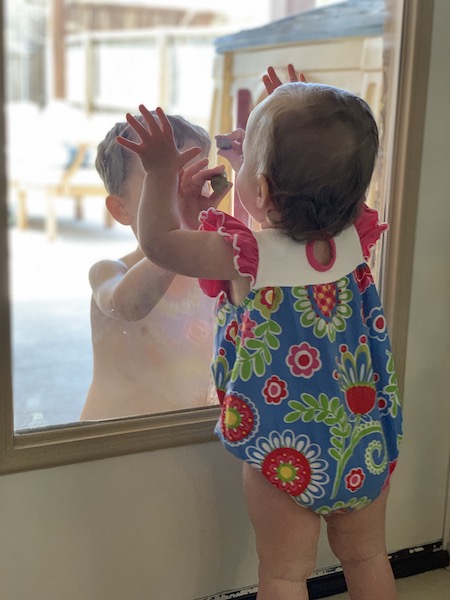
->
[7,101,112,240]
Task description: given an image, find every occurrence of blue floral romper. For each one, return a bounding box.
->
[199,205,402,515]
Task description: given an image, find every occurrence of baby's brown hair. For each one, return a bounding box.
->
[249,82,379,241]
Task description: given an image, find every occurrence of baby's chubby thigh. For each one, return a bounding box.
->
[242,462,321,586]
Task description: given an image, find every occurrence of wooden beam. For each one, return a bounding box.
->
[51,0,65,98]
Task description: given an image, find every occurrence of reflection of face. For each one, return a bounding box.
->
[122,141,209,233]
[123,155,144,207]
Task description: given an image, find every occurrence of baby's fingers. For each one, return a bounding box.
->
[183,157,210,179]
[154,106,174,138]
[263,66,283,94]
[179,146,202,168]
[116,134,140,153]
[125,112,150,140]
[287,64,306,83]
[209,179,233,207]
[138,104,166,138]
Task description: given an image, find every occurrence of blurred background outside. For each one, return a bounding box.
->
[6,0,388,430]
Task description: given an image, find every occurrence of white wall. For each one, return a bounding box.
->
[0,444,256,599]
[1,1,449,599]
[384,0,450,551]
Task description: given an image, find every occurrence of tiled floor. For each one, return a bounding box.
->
[331,568,450,599]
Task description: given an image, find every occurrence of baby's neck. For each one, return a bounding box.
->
[310,239,333,266]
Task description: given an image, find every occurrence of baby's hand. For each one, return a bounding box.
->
[263,64,306,95]
[117,105,202,174]
[215,128,245,173]
[178,159,232,230]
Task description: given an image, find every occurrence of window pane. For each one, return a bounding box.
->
[6,0,275,430]
[5,0,401,431]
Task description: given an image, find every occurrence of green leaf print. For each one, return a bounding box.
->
[284,412,301,424]
[266,333,280,350]
[262,345,272,364]
[253,288,284,319]
[328,448,341,461]
[300,311,317,328]
[293,278,353,342]
[236,344,251,361]
[245,339,265,351]
[330,425,345,438]
[319,394,329,411]
[301,409,316,422]
[299,394,320,409]
[254,322,268,337]
[384,350,401,418]
[330,437,344,450]
[211,352,230,392]
[268,320,282,334]
[284,392,387,498]
[253,353,266,377]
[231,317,281,383]
[316,496,372,516]
[239,359,253,382]
[365,439,388,475]
[216,303,232,327]
[284,398,318,423]
[331,418,386,498]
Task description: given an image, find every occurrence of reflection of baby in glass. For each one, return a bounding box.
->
[81,114,231,420]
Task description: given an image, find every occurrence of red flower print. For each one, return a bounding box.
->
[239,311,257,342]
[345,385,376,415]
[365,307,388,342]
[216,389,226,406]
[216,291,227,308]
[263,376,289,405]
[254,287,283,317]
[260,287,277,309]
[225,319,239,344]
[262,447,311,496]
[286,342,322,378]
[221,395,255,443]
[378,396,388,411]
[312,283,337,318]
[345,468,366,492]
[354,264,374,293]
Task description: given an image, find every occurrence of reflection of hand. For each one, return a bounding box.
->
[117,105,202,175]
[215,128,245,173]
[178,159,232,230]
[263,64,306,95]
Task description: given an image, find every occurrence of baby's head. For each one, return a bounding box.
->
[96,113,210,225]
[242,82,379,241]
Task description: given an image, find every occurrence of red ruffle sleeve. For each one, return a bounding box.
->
[354,204,388,261]
[197,208,258,297]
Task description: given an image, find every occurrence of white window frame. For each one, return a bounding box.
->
[0,0,435,474]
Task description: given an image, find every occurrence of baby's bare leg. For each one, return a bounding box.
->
[324,488,396,600]
[242,463,321,600]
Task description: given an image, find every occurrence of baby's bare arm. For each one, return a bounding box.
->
[118,106,240,282]
[89,255,175,322]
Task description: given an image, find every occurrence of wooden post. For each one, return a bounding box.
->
[51,0,65,98]
[233,88,252,224]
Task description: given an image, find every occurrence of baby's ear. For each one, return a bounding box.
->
[105,195,133,226]
[256,175,275,212]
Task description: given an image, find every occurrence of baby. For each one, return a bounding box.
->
[81,113,231,420]
[118,67,402,599]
